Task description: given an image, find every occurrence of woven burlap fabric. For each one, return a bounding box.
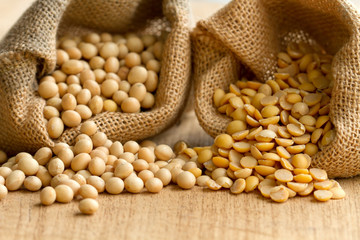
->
[0,0,191,155]
[192,0,360,178]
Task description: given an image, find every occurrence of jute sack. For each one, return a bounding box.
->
[192,0,360,178]
[0,0,191,155]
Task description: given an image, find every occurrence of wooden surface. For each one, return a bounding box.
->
[0,1,360,240]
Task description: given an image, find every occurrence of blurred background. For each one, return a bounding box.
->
[1,0,232,37]
[2,0,360,40]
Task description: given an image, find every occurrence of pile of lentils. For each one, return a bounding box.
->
[0,41,345,215]
[40,32,162,139]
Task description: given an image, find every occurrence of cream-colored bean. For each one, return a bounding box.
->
[55,185,74,203]
[18,157,39,176]
[154,168,172,186]
[121,97,140,113]
[87,176,105,193]
[40,186,56,205]
[138,170,154,184]
[88,157,106,176]
[38,81,59,99]
[145,177,163,193]
[129,83,147,102]
[34,147,53,166]
[47,117,64,138]
[79,184,98,199]
[48,158,65,176]
[61,110,81,127]
[105,177,124,194]
[61,60,84,75]
[177,171,196,190]
[24,176,42,191]
[124,176,144,193]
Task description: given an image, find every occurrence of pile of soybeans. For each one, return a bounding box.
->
[0,40,345,215]
[41,32,162,138]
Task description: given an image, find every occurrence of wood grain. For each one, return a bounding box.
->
[0,1,359,240]
[0,176,359,240]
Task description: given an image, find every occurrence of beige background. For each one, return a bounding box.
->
[0,1,359,240]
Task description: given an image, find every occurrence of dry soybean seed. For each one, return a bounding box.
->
[0,185,8,200]
[80,121,98,136]
[61,179,81,195]
[123,141,140,154]
[171,168,184,183]
[177,171,196,190]
[40,187,56,205]
[87,176,105,193]
[55,185,74,203]
[88,157,106,176]
[62,110,81,127]
[109,141,124,158]
[74,139,93,155]
[6,170,25,191]
[48,158,65,176]
[38,81,59,99]
[92,132,107,147]
[121,97,140,113]
[18,157,39,176]
[124,176,144,193]
[79,198,99,215]
[105,177,124,194]
[51,174,69,188]
[0,167,12,179]
[145,177,163,193]
[47,117,64,138]
[155,145,174,161]
[114,162,134,179]
[154,168,172,186]
[128,66,148,84]
[79,184,98,199]
[24,176,42,191]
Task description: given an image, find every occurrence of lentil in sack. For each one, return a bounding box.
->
[192,0,360,178]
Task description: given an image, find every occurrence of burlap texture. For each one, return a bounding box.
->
[192,0,360,178]
[0,0,191,155]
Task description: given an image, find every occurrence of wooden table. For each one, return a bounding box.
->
[0,1,359,240]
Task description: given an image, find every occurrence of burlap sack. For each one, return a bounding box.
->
[0,0,191,155]
[192,0,360,178]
